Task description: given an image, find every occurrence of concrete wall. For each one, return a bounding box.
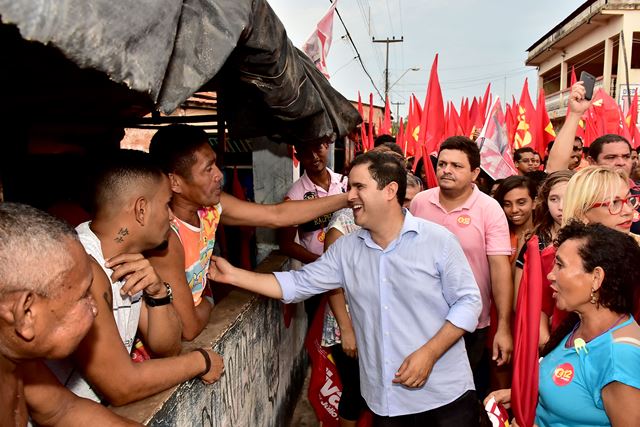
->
[112,253,308,426]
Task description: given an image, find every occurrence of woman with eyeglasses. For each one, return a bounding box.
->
[486,222,640,427]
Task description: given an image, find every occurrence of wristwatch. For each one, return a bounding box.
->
[144,282,173,307]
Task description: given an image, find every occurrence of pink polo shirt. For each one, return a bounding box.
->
[410,185,511,328]
[284,168,347,256]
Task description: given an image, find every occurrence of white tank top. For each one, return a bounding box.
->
[47,221,143,402]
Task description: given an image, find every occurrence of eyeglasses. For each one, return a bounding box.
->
[591,196,640,215]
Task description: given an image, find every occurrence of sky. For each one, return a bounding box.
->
[268,0,585,118]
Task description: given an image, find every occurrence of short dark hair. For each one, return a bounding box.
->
[351,151,407,206]
[438,136,481,170]
[556,221,640,314]
[149,124,211,178]
[374,134,396,147]
[494,175,538,211]
[379,141,404,156]
[513,146,536,162]
[92,150,165,214]
[524,170,548,189]
[588,134,631,160]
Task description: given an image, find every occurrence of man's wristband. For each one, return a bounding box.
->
[195,348,211,377]
[143,282,173,307]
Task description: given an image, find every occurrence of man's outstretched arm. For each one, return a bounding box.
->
[219,192,347,228]
[208,256,283,299]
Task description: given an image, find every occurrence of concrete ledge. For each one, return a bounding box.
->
[112,252,308,426]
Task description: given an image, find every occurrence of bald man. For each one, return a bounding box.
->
[0,203,139,426]
[48,150,223,406]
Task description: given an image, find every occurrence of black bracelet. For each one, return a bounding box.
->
[195,348,211,378]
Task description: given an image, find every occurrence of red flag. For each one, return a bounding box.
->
[591,88,621,135]
[367,93,374,151]
[512,236,543,427]
[537,88,556,155]
[357,92,367,152]
[305,300,342,426]
[469,97,481,137]
[505,103,516,149]
[514,78,539,152]
[459,97,471,137]
[302,0,338,79]
[480,83,492,124]
[412,94,423,120]
[380,96,392,136]
[420,54,445,153]
[629,91,640,148]
[404,97,418,157]
[396,117,405,152]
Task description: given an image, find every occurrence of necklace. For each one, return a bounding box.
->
[567,313,628,348]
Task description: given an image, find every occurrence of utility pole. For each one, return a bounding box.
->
[372,36,403,101]
[391,101,405,121]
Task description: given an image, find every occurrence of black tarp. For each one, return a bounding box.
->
[0,0,361,145]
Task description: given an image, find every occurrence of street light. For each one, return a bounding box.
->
[388,67,420,92]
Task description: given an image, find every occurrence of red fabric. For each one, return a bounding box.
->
[515,78,539,152]
[537,88,555,155]
[380,96,392,136]
[357,92,367,152]
[459,97,471,137]
[479,83,492,125]
[512,235,543,427]
[396,117,405,152]
[306,299,342,426]
[367,93,375,151]
[418,54,445,154]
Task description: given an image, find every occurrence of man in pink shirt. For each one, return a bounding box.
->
[410,136,513,396]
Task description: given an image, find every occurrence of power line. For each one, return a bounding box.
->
[331,0,385,102]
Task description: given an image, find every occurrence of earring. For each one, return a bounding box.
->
[590,288,598,304]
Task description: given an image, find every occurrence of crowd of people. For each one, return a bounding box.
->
[2,80,640,426]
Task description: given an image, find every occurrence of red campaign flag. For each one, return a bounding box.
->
[459,97,471,137]
[406,97,421,157]
[367,93,375,151]
[591,88,620,135]
[476,97,518,179]
[418,54,445,154]
[305,299,342,426]
[515,78,539,152]
[469,97,480,137]
[583,108,600,147]
[412,94,423,120]
[302,0,338,79]
[480,83,492,125]
[450,102,463,136]
[512,235,543,427]
[357,92,367,152]
[421,145,439,189]
[620,105,633,142]
[396,117,405,152]
[537,88,556,155]
[380,96,392,136]
[505,103,516,149]
[626,90,640,147]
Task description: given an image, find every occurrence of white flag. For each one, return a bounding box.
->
[302,1,338,79]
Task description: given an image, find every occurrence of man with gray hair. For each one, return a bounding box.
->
[0,203,138,426]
